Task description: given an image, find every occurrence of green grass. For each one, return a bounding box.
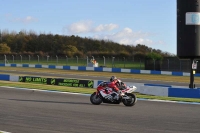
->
[0,81,95,94]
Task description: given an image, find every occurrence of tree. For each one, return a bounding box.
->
[119,51,130,58]
[62,45,79,57]
[0,43,11,53]
[63,45,78,53]
[0,29,175,58]
[146,52,163,60]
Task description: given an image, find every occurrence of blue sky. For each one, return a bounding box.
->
[0,0,176,54]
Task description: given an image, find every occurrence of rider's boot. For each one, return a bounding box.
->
[117,90,124,98]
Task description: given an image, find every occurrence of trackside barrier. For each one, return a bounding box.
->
[0,74,10,81]
[0,73,199,99]
[143,84,200,98]
[139,86,169,96]
[2,63,200,77]
[168,87,200,98]
[18,76,95,88]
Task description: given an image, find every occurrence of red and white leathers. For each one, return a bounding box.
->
[107,79,120,92]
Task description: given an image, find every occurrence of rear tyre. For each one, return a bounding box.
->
[122,93,137,106]
[90,92,102,105]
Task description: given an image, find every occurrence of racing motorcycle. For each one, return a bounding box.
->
[90,81,137,106]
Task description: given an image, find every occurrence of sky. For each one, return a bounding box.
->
[0,0,176,54]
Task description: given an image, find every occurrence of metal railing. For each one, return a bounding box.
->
[0,55,198,72]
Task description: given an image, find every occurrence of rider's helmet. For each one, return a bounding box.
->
[110,76,117,82]
[102,82,107,87]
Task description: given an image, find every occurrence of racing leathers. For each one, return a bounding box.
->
[107,79,125,98]
[108,79,120,92]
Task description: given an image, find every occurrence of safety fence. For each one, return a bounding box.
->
[1,55,199,72]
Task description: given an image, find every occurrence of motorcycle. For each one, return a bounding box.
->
[90,81,137,106]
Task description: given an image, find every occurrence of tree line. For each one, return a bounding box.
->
[0,30,175,60]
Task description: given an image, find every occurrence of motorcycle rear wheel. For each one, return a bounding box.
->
[122,93,137,106]
[90,92,102,105]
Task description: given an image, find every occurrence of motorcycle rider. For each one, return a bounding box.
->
[107,76,125,99]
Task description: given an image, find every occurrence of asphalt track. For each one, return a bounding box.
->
[0,70,200,133]
[0,87,200,133]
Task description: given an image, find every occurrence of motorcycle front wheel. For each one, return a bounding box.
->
[90,92,103,105]
[122,93,137,106]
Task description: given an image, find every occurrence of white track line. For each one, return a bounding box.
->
[0,130,11,133]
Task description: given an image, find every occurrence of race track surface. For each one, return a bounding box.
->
[0,87,200,133]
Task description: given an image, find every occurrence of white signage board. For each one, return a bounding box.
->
[186,12,200,25]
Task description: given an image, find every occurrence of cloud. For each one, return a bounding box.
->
[134,38,153,45]
[93,24,119,32]
[5,14,38,24]
[64,20,118,34]
[13,16,38,23]
[93,28,157,45]
[64,21,164,47]
[65,20,93,34]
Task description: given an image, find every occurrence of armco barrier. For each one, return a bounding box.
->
[143,84,200,98]
[2,63,200,77]
[0,72,199,99]
[168,87,200,98]
[0,74,10,81]
[140,85,169,96]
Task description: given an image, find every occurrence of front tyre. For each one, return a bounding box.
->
[90,92,102,105]
[122,93,137,106]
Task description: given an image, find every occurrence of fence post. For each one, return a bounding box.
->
[103,56,105,66]
[37,55,39,63]
[86,56,88,66]
[66,56,68,65]
[56,55,58,65]
[123,57,125,68]
[12,55,14,63]
[76,56,78,65]
[47,55,49,64]
[112,57,115,68]
[28,55,30,62]
[4,54,6,64]
[20,55,22,63]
